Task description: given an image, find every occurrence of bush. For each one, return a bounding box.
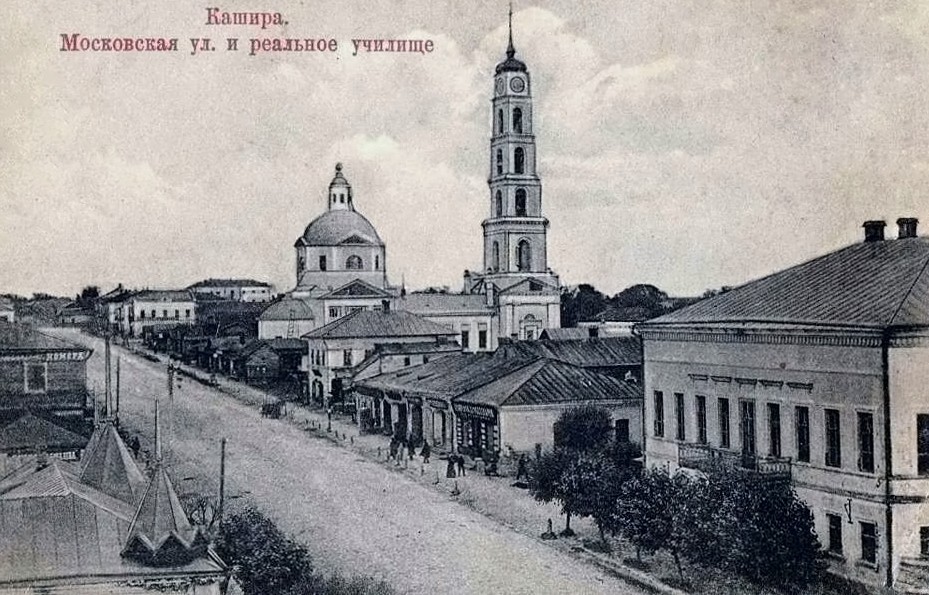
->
[216,506,395,595]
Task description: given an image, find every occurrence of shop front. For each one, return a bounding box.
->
[452,401,498,458]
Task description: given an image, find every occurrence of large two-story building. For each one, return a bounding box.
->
[638,218,929,591]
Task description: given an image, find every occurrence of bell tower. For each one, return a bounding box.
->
[482,7,551,280]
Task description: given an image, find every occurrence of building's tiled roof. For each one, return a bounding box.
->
[0,321,91,354]
[0,411,90,453]
[305,309,456,340]
[132,290,194,303]
[259,296,316,321]
[398,292,494,315]
[647,237,929,328]
[497,337,642,367]
[188,278,271,288]
[456,358,642,408]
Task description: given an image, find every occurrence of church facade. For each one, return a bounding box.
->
[261,15,560,351]
[460,19,561,342]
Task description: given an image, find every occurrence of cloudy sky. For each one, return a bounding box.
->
[2,0,928,298]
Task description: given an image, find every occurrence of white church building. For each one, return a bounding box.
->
[260,14,561,351]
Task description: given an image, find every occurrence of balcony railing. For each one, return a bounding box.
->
[678,443,791,480]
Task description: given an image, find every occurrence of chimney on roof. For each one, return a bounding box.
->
[897,217,919,239]
[862,220,886,242]
[381,299,390,313]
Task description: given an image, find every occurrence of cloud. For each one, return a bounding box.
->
[1,0,928,299]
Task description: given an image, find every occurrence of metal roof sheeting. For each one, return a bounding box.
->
[647,237,929,328]
[498,337,642,367]
[305,310,456,340]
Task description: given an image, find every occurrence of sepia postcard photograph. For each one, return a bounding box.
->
[2,1,929,593]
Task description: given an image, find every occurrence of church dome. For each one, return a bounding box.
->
[299,210,384,246]
[495,54,527,74]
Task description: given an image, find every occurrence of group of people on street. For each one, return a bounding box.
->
[388,434,432,465]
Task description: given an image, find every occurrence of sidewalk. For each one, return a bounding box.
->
[138,346,685,595]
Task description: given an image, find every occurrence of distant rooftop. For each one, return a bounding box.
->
[132,289,195,302]
[0,321,91,355]
[188,278,271,289]
[305,309,456,340]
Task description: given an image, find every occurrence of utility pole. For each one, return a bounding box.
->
[115,357,121,421]
[218,437,227,528]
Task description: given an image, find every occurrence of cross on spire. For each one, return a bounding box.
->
[507,2,515,58]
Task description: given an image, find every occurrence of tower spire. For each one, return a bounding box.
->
[507,2,515,58]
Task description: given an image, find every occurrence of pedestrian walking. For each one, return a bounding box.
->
[420,440,431,464]
[445,456,457,478]
[388,436,398,461]
[406,433,415,460]
[456,453,466,477]
[516,454,528,481]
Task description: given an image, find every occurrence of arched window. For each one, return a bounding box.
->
[492,241,500,271]
[517,240,531,272]
[515,188,527,216]
[495,191,503,217]
[496,149,503,175]
[498,109,504,134]
[513,108,523,134]
[346,255,363,270]
[514,147,525,174]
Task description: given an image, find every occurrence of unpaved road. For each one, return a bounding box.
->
[61,330,646,595]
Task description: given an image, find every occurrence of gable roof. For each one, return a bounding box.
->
[647,236,929,329]
[456,358,642,408]
[304,309,456,340]
[496,276,560,295]
[498,337,642,367]
[320,279,392,299]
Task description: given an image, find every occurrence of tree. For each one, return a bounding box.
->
[711,473,824,593]
[559,452,625,550]
[611,284,668,318]
[553,405,613,452]
[560,284,609,327]
[528,448,578,535]
[216,506,316,595]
